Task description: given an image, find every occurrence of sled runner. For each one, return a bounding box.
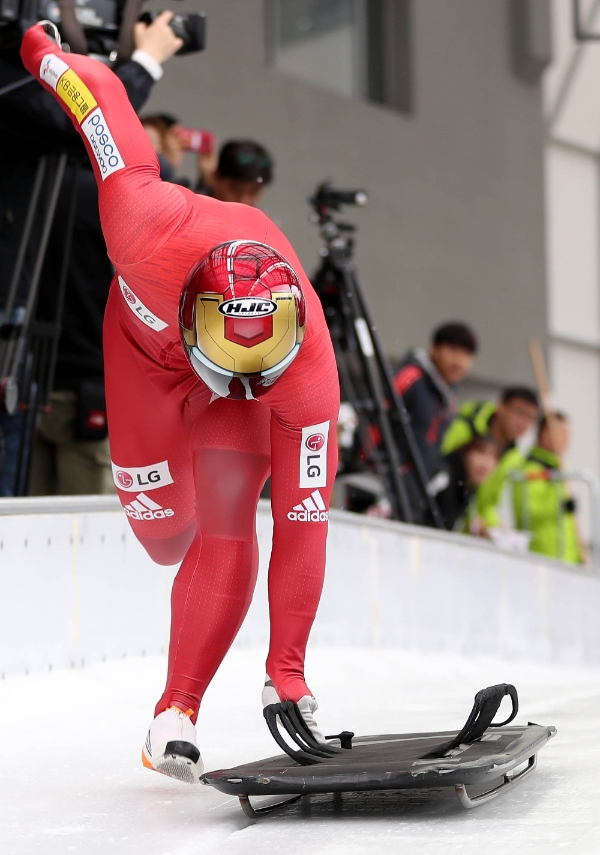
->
[201,684,556,818]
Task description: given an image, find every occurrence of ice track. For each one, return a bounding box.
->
[1,647,599,855]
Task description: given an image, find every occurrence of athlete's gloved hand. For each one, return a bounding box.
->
[133,11,183,66]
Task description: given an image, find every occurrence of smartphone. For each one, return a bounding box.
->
[175,127,215,155]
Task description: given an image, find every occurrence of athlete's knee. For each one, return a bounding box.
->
[135,519,196,565]
[193,448,270,540]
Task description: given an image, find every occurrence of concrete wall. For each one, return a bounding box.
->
[543,0,600,516]
[141,0,548,386]
[1,498,598,679]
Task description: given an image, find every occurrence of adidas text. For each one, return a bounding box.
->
[287,509,329,522]
[123,492,174,521]
[288,490,329,522]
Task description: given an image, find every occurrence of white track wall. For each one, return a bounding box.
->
[1,499,599,679]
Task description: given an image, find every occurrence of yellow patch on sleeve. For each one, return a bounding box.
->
[56,69,97,124]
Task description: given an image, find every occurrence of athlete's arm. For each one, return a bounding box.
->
[20,24,188,267]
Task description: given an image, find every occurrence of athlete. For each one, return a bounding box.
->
[21,23,340,782]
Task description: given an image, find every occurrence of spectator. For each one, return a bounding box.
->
[513,413,583,564]
[154,112,186,174]
[140,123,274,207]
[0,13,182,496]
[140,115,179,181]
[442,386,540,530]
[196,140,273,206]
[393,321,478,480]
[435,436,502,531]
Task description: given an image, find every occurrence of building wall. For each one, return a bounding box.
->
[142,0,548,387]
[543,0,600,525]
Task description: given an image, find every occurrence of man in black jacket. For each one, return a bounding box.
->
[0,13,182,495]
[393,322,478,484]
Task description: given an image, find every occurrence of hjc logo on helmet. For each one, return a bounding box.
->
[179,241,306,401]
[217,298,278,317]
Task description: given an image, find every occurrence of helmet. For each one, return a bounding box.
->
[179,240,306,400]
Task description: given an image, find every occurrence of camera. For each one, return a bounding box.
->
[0,0,206,56]
[310,181,368,215]
[138,10,206,56]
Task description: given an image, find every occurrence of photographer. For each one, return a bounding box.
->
[0,13,182,495]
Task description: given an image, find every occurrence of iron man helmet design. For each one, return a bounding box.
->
[179,240,307,400]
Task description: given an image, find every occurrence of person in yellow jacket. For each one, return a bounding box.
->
[442,387,539,529]
[513,413,582,564]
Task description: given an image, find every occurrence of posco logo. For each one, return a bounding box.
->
[87,113,121,173]
[81,109,125,180]
[218,298,277,317]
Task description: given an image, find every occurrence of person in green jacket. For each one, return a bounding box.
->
[442,387,539,529]
[513,413,583,564]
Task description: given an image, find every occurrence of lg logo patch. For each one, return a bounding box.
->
[299,421,330,488]
[115,470,134,489]
[111,460,174,493]
[118,277,168,331]
[305,433,325,452]
[122,285,136,305]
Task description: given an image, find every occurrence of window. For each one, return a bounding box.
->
[266,0,362,99]
[265,0,413,113]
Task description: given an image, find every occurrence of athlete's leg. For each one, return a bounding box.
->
[103,290,199,565]
[155,397,271,720]
[106,287,274,718]
[21,25,187,266]
[262,328,340,702]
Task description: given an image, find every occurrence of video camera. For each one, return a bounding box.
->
[0,0,206,57]
[310,182,368,216]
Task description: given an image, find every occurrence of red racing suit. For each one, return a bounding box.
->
[21,27,340,719]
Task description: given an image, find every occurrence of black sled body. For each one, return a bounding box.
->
[202,722,555,817]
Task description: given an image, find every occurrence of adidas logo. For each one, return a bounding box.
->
[287,490,329,522]
[123,493,175,521]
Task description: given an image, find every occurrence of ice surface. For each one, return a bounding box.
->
[1,647,599,855]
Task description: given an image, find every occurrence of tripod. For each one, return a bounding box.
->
[310,183,444,528]
[0,151,80,495]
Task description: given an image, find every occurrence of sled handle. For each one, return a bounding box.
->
[425,683,518,758]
